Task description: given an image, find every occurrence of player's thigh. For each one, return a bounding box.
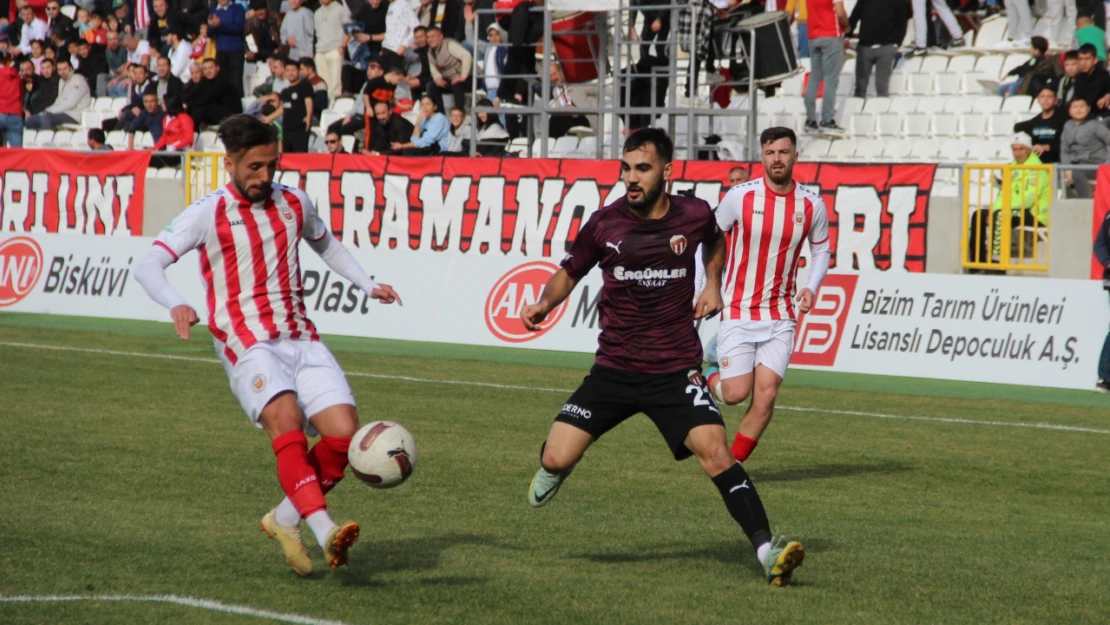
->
[292,340,357,423]
[228,342,299,428]
[753,327,794,388]
[717,323,758,382]
[640,372,725,462]
[550,371,639,461]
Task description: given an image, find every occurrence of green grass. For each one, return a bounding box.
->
[1,311,1108,625]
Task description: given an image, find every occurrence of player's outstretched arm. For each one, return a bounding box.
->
[695,235,725,319]
[797,239,830,314]
[134,246,199,340]
[306,233,403,306]
[520,269,579,331]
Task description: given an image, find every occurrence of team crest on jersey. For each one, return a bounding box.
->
[280,208,294,222]
[721,356,732,369]
[251,374,267,393]
[669,235,687,255]
[795,211,804,224]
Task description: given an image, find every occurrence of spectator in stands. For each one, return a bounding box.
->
[151,93,193,150]
[244,0,280,63]
[147,0,177,55]
[1073,43,1109,112]
[44,1,71,37]
[393,94,447,155]
[365,98,413,154]
[103,32,129,95]
[75,8,92,39]
[848,0,905,98]
[784,0,809,58]
[472,98,508,155]
[382,0,420,72]
[113,0,135,35]
[123,32,150,69]
[483,23,503,95]
[445,104,469,153]
[997,37,1061,97]
[327,60,382,139]
[29,38,45,74]
[165,26,191,82]
[126,90,164,148]
[1014,87,1067,163]
[404,25,431,102]
[425,26,470,112]
[546,60,588,138]
[181,0,211,36]
[1061,97,1110,197]
[25,57,89,128]
[18,57,38,106]
[73,38,107,91]
[190,23,214,62]
[1075,14,1105,62]
[265,57,313,152]
[183,57,241,126]
[259,100,283,144]
[909,0,966,56]
[1094,206,1110,392]
[968,133,1050,267]
[0,49,23,148]
[299,57,328,118]
[86,127,112,150]
[252,54,287,98]
[85,12,107,45]
[17,5,47,55]
[1058,50,1079,103]
[350,0,388,72]
[152,54,182,102]
[26,56,56,115]
[802,0,847,135]
[727,166,749,187]
[325,130,346,153]
[104,62,150,130]
[280,0,314,67]
[208,0,245,96]
[314,0,350,100]
[457,0,482,55]
[1001,0,1034,49]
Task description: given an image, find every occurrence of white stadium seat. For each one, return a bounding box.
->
[94,97,116,112]
[920,57,950,74]
[935,73,963,96]
[854,139,885,161]
[341,135,356,153]
[51,130,72,147]
[1000,54,1028,78]
[886,72,907,95]
[932,114,959,138]
[760,98,787,115]
[973,95,1004,113]
[850,113,875,137]
[800,138,832,157]
[106,130,126,148]
[70,131,87,148]
[827,140,856,161]
[905,113,931,137]
[877,113,903,137]
[967,139,999,160]
[938,139,968,161]
[158,168,178,179]
[960,113,988,138]
[975,18,1008,48]
[843,97,866,116]
[915,97,945,114]
[989,113,1019,136]
[551,135,579,157]
[146,167,159,178]
[974,55,1006,79]
[862,98,892,114]
[900,56,925,74]
[22,129,36,146]
[110,97,127,110]
[574,136,598,157]
[888,96,916,115]
[947,56,977,75]
[782,98,807,115]
[909,138,940,160]
[909,73,935,95]
[137,132,154,148]
[882,139,914,161]
[1001,95,1033,112]
[943,96,978,114]
[772,114,802,134]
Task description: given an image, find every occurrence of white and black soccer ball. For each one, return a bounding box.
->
[348,421,417,489]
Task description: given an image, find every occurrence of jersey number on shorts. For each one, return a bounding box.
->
[685,384,721,414]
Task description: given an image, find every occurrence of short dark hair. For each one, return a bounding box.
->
[1079,42,1098,56]
[1065,50,1080,61]
[1038,86,1057,97]
[760,126,797,147]
[218,114,278,155]
[260,102,277,116]
[1031,36,1048,54]
[283,58,298,69]
[414,25,427,35]
[203,57,218,66]
[87,128,106,143]
[41,57,55,66]
[622,127,674,163]
[164,94,184,116]
[373,99,390,110]
[428,26,442,34]
[298,57,315,70]
[56,57,71,67]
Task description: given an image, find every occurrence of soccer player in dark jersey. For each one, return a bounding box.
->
[519,128,805,586]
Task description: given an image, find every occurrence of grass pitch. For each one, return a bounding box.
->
[1,312,1108,625]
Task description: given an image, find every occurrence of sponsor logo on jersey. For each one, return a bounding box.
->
[792,274,860,367]
[251,374,267,392]
[0,237,44,307]
[559,403,592,419]
[669,235,687,255]
[613,266,688,282]
[485,261,569,343]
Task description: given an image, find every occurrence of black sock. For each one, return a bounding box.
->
[711,463,772,550]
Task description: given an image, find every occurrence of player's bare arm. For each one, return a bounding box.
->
[695,235,725,319]
[521,269,580,331]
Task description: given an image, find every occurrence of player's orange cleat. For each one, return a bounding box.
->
[324,521,360,569]
[261,510,314,577]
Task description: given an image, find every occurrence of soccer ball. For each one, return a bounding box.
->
[348,421,418,489]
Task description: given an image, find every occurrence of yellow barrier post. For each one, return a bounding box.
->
[961,163,1052,273]
[183,152,227,206]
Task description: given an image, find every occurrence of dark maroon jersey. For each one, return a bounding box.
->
[561,194,720,374]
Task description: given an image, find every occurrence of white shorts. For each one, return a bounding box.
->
[717,319,796,380]
[217,338,356,427]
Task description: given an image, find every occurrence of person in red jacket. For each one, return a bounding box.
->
[0,49,25,148]
[151,94,195,151]
[9,0,49,28]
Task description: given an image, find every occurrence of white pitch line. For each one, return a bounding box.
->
[2,340,1108,436]
[0,594,359,625]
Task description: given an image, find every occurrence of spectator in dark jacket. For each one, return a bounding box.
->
[103,62,152,131]
[125,89,164,148]
[244,0,281,63]
[365,98,413,154]
[848,0,907,98]
[18,58,41,111]
[208,0,245,96]
[73,38,108,88]
[182,56,240,126]
[997,37,1061,97]
[151,54,183,103]
[1014,88,1067,163]
[1073,43,1110,113]
[1095,207,1110,392]
[27,57,58,115]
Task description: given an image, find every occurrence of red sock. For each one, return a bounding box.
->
[272,431,327,518]
[307,436,351,495]
[731,433,759,462]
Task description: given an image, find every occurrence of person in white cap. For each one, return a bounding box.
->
[967,132,1051,268]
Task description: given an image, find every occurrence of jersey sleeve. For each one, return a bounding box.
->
[560,211,603,280]
[701,201,720,245]
[153,200,215,261]
[715,187,741,233]
[298,188,330,242]
[809,195,830,245]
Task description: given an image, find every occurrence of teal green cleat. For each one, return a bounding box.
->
[762,539,805,586]
[527,467,566,508]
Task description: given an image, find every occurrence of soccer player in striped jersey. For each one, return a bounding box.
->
[134,115,402,576]
[704,127,830,463]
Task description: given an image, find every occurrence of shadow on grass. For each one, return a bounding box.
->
[570,537,834,579]
[753,461,913,483]
[337,533,503,586]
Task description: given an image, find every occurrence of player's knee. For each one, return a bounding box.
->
[721,384,750,406]
[697,444,736,476]
[541,448,578,473]
[754,380,779,404]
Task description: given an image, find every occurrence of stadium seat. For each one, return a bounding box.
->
[195,130,216,150]
[973,95,1004,113]
[110,97,127,110]
[332,97,356,116]
[886,72,907,95]
[909,73,935,95]
[760,98,787,115]
[876,113,903,137]
[989,113,1019,136]
[915,97,945,114]
[551,135,579,157]
[850,113,875,137]
[507,137,528,155]
[947,55,977,75]
[341,135,356,153]
[1001,95,1033,112]
[1000,54,1028,78]
[935,73,962,96]
[959,74,990,95]
[137,132,154,148]
[574,135,598,157]
[69,131,87,148]
[841,58,856,75]
[909,138,940,160]
[782,98,807,115]
[158,168,177,179]
[938,139,968,161]
[900,56,925,74]
[22,129,36,146]
[920,57,950,74]
[781,73,805,96]
[882,139,914,161]
[888,97,916,114]
[932,114,959,138]
[904,114,931,137]
[854,139,884,161]
[757,113,772,132]
[772,114,801,134]
[960,114,988,138]
[836,74,854,96]
[94,97,115,112]
[974,55,1006,81]
[800,138,832,157]
[531,138,555,157]
[51,130,73,147]
[146,167,159,178]
[32,130,54,147]
[943,96,978,114]
[106,130,126,148]
[862,98,892,114]
[967,139,999,160]
[60,4,75,18]
[975,18,1008,48]
[844,97,866,116]
[827,140,855,161]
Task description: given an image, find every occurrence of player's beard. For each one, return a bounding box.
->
[766,161,794,186]
[234,178,271,203]
[627,177,664,211]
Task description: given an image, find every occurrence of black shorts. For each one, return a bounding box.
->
[554,365,725,461]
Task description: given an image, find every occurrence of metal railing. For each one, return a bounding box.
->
[183,152,228,206]
[962,163,1052,273]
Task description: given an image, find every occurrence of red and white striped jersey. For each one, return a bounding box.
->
[716,178,829,321]
[153,183,326,365]
[135,0,150,32]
